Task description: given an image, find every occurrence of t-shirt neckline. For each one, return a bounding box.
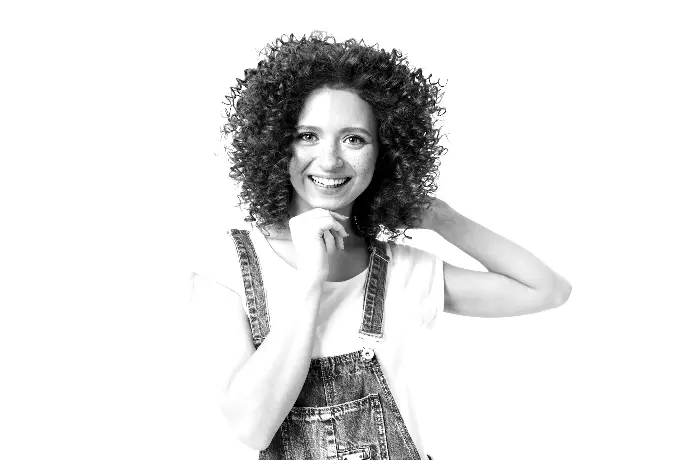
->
[250,227,369,286]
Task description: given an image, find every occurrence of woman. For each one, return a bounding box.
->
[209,32,571,460]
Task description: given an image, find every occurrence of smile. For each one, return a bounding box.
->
[309,176,351,188]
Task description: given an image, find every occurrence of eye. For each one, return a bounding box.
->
[296,132,317,142]
[344,135,365,146]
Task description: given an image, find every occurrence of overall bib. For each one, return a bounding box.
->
[230,230,433,460]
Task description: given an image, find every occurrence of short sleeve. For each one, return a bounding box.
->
[388,241,445,329]
[188,228,245,310]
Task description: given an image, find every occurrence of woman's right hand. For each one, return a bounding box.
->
[288,208,350,285]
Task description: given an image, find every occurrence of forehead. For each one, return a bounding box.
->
[297,88,376,129]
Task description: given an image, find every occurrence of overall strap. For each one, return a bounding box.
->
[229,229,270,348]
[358,238,389,341]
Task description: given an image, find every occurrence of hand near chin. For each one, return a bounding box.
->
[289,208,350,285]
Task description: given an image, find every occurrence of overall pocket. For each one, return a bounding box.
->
[278,393,390,460]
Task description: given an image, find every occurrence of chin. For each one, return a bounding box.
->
[308,199,351,211]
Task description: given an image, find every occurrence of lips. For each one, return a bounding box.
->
[309,176,351,187]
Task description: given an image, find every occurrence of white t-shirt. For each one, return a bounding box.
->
[194,226,445,459]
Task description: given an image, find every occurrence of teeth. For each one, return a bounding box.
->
[311,176,348,186]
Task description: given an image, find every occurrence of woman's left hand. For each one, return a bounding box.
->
[418,197,449,231]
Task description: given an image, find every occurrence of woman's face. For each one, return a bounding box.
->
[288,87,379,217]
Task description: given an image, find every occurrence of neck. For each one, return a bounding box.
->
[287,202,357,235]
[262,218,368,250]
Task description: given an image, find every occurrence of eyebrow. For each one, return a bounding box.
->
[294,125,373,137]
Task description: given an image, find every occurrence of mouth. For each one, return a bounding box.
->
[309,175,352,189]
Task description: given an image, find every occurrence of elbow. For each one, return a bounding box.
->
[548,276,572,309]
[234,429,272,452]
[221,401,273,451]
[559,281,572,306]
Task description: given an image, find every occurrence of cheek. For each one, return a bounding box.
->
[288,155,305,180]
[357,152,378,180]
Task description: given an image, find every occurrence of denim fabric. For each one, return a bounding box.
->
[230,230,424,460]
[229,229,270,348]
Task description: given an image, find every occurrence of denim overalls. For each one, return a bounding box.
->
[230,229,433,460]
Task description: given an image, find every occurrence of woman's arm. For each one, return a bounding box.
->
[421,199,572,317]
[191,273,322,450]
[212,209,347,449]
[221,280,322,449]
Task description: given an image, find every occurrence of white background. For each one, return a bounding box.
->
[1,0,689,459]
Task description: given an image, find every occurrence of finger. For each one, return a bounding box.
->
[322,229,336,254]
[330,229,345,251]
[328,211,350,221]
[318,215,349,240]
[332,220,349,240]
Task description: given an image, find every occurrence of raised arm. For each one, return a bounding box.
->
[420,199,572,317]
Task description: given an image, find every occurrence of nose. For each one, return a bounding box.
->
[316,140,344,169]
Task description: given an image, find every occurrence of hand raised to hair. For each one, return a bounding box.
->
[418,197,451,232]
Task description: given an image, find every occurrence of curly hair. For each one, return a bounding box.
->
[223,31,446,241]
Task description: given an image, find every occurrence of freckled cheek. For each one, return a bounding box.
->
[355,151,378,180]
[358,165,374,180]
[288,156,308,180]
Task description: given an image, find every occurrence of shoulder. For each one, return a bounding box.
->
[385,238,443,286]
[387,239,439,266]
[384,238,446,328]
[190,227,246,292]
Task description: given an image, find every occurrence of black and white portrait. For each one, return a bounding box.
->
[2,1,688,459]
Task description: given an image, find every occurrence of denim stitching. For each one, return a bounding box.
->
[359,239,388,339]
[320,359,333,407]
[229,230,261,345]
[229,229,270,348]
[370,359,422,460]
[372,395,391,460]
[276,423,287,460]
